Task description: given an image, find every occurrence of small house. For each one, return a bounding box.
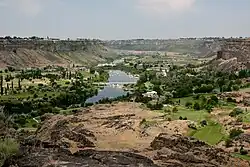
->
[143,91,158,98]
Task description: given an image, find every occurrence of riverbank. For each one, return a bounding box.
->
[86,70,138,103]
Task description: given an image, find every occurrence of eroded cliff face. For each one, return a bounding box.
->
[0,39,115,68]
[213,39,250,71]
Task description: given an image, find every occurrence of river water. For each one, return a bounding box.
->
[86,70,138,103]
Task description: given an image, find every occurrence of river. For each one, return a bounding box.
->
[86,70,138,103]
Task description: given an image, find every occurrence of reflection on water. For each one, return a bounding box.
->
[86,70,138,103]
[108,70,138,83]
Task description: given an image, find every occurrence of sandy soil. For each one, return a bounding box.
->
[72,102,189,151]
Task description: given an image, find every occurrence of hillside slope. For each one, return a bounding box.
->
[106,39,221,57]
[208,38,250,71]
[0,39,117,68]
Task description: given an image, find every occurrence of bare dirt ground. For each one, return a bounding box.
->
[74,102,189,152]
[37,102,189,152]
[211,108,235,125]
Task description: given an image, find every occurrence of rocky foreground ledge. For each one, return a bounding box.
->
[4,103,250,167]
[4,134,249,167]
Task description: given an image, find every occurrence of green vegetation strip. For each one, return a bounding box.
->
[192,123,224,145]
[232,153,250,161]
[170,107,209,122]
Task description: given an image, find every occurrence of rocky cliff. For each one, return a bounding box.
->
[210,38,250,71]
[106,39,221,57]
[0,39,116,68]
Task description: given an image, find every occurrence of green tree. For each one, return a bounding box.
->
[172,107,178,113]
[240,146,248,155]
[153,84,162,96]
[185,102,193,108]
[193,102,201,110]
[232,85,240,91]
[18,79,21,90]
[11,81,13,90]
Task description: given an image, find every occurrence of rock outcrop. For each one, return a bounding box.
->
[4,103,249,167]
[149,133,250,167]
[210,38,250,71]
[36,115,96,149]
[4,145,159,167]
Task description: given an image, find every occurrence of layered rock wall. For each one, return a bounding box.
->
[0,39,104,52]
[213,39,250,71]
[0,39,113,68]
[218,39,250,61]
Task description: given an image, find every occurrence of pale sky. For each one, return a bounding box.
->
[0,0,249,40]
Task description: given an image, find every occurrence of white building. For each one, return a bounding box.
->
[143,91,158,98]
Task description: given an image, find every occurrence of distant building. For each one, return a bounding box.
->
[97,63,115,67]
[143,91,158,98]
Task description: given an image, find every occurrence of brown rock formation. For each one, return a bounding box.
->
[149,133,250,167]
[211,39,250,71]
[36,115,96,148]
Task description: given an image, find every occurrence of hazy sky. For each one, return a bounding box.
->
[0,0,249,39]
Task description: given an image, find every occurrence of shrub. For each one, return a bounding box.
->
[200,120,207,126]
[179,116,183,120]
[193,102,200,110]
[236,116,243,122]
[229,108,243,117]
[240,146,248,155]
[65,81,70,85]
[38,83,43,87]
[140,118,147,126]
[147,101,163,110]
[234,147,239,153]
[164,108,171,113]
[227,97,236,103]
[0,138,19,166]
[232,85,240,91]
[166,117,172,121]
[188,122,197,130]
[185,102,193,108]
[183,117,187,120]
[193,94,200,100]
[225,138,233,148]
[210,95,219,104]
[33,94,38,98]
[172,107,178,113]
[229,129,244,139]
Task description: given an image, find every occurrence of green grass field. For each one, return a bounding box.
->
[232,153,250,161]
[169,106,210,122]
[239,87,250,93]
[192,123,224,145]
[174,94,215,106]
